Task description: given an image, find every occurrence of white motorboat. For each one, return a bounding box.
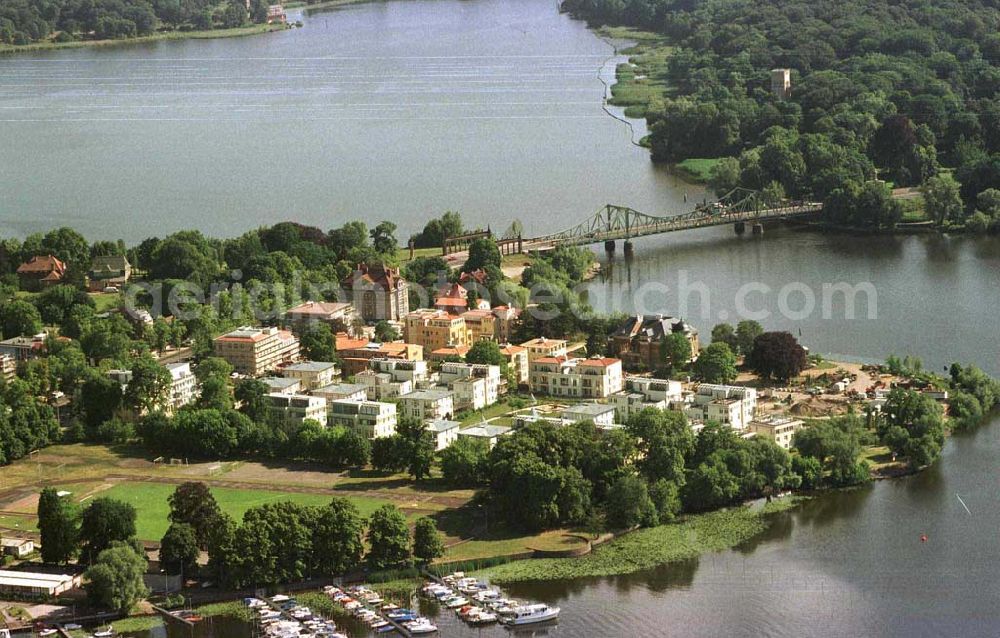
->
[404,618,438,634]
[499,603,560,625]
[444,596,470,608]
[93,627,115,637]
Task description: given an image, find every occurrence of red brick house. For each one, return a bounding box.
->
[16,255,66,291]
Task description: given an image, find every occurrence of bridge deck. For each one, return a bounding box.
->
[527,203,823,249]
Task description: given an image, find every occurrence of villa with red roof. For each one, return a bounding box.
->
[16,255,66,291]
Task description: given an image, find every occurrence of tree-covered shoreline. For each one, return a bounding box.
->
[1,0,285,48]
[564,0,1000,232]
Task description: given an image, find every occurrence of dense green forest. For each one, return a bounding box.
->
[0,0,273,45]
[563,0,1000,230]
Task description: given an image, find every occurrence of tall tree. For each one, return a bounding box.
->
[79,498,138,563]
[84,541,149,613]
[37,487,79,564]
[298,322,336,361]
[312,498,365,576]
[921,173,964,225]
[692,342,738,383]
[123,355,171,414]
[365,505,411,570]
[746,332,808,381]
[1,300,42,337]
[735,320,764,356]
[168,482,222,549]
[159,522,199,576]
[412,517,444,564]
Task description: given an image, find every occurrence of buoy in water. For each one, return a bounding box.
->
[920,534,928,543]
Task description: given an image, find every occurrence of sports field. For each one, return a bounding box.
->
[96,482,393,541]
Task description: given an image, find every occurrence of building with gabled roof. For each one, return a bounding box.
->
[16,255,66,291]
[341,263,409,322]
[609,314,700,372]
[87,254,131,291]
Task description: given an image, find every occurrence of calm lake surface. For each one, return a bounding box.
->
[3,0,1000,636]
[122,416,1000,638]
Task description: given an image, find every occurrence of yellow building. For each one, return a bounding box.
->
[461,309,497,343]
[498,344,529,386]
[520,337,568,362]
[403,309,467,353]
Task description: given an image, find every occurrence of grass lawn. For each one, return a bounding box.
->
[96,482,393,541]
[444,529,588,563]
[476,497,806,583]
[395,246,443,264]
[898,195,929,223]
[89,292,122,312]
[0,514,37,533]
[674,158,722,184]
[598,27,673,119]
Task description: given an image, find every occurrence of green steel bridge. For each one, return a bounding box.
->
[522,188,823,251]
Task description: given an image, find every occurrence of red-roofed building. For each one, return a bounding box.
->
[529,356,623,399]
[434,282,469,315]
[335,332,423,376]
[16,255,66,291]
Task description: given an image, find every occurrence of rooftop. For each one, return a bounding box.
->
[283,361,339,373]
[261,377,301,391]
[426,419,461,432]
[460,425,512,438]
[285,301,352,316]
[314,382,367,395]
[402,389,454,401]
[564,403,616,416]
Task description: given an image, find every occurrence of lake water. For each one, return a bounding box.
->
[0,0,689,242]
[4,0,1000,636]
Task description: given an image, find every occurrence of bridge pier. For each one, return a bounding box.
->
[623,240,634,258]
[752,223,764,236]
[734,221,746,235]
[604,240,615,254]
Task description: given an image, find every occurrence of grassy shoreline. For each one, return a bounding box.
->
[0,23,288,55]
[474,497,806,584]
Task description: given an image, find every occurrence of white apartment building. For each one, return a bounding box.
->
[369,358,430,383]
[355,371,414,402]
[562,403,617,427]
[398,389,455,422]
[327,399,397,439]
[528,357,623,399]
[684,384,758,430]
[266,393,328,428]
[261,376,303,395]
[438,362,501,411]
[281,361,340,391]
[165,362,198,414]
[426,419,461,450]
[609,376,684,420]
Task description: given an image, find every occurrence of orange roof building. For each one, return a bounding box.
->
[16,255,66,291]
